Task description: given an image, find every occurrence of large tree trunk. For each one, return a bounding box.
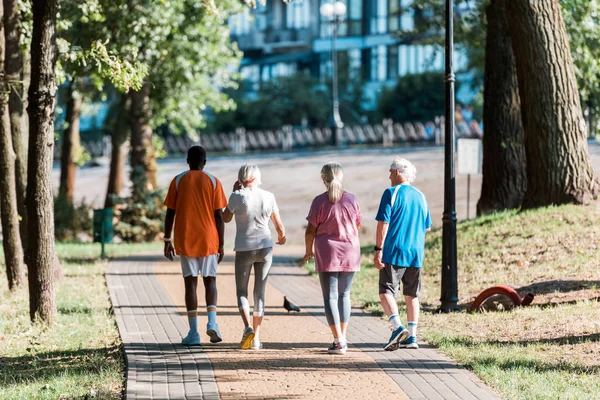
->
[0,0,24,290]
[130,81,156,198]
[4,0,27,253]
[506,0,600,208]
[105,93,130,208]
[58,80,82,203]
[477,0,527,216]
[26,0,58,324]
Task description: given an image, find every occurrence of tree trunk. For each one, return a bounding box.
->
[4,0,27,253]
[130,81,156,198]
[506,0,600,208]
[0,0,24,290]
[21,50,30,153]
[26,0,58,324]
[477,0,527,216]
[58,80,82,203]
[105,93,130,208]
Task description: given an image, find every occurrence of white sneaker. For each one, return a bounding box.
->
[251,337,263,350]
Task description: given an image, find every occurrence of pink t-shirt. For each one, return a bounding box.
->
[306,192,362,273]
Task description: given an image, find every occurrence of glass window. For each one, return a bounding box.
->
[387,46,398,80]
[388,0,400,32]
[369,49,378,81]
[286,0,310,29]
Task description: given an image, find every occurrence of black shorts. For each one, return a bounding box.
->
[378,264,421,298]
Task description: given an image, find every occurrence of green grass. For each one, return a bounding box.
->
[307,202,600,400]
[0,242,161,400]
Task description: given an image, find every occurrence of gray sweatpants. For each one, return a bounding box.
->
[235,247,273,317]
[318,271,355,327]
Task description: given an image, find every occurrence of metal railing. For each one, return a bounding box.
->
[54,117,480,159]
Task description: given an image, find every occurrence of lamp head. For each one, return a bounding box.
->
[333,1,347,16]
[319,2,334,17]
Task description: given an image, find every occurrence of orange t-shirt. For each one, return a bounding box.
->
[164,170,227,257]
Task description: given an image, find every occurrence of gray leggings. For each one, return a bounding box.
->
[318,272,355,327]
[235,247,273,317]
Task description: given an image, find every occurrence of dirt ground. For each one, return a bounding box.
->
[55,142,600,246]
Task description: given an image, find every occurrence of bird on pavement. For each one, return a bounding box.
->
[283,296,301,313]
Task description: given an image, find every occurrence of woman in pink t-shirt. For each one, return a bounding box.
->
[302,162,362,355]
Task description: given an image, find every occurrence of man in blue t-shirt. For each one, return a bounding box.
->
[374,157,431,351]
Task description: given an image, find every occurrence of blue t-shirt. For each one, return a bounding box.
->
[375,184,432,268]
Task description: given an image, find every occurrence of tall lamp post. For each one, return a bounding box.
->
[440,0,460,312]
[320,1,346,147]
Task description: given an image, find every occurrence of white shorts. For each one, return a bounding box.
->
[180,254,218,278]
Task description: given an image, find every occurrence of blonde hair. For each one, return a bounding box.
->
[238,164,262,186]
[391,157,417,183]
[321,162,344,203]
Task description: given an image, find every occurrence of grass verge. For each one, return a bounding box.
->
[0,242,161,400]
[306,202,600,400]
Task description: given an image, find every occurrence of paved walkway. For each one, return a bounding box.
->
[107,249,501,400]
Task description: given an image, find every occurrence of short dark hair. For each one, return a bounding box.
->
[187,146,206,164]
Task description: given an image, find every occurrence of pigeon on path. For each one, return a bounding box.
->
[283,296,301,313]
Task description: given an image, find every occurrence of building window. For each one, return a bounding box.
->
[241,65,260,83]
[349,49,362,80]
[229,8,252,35]
[320,0,362,38]
[388,0,400,32]
[387,46,398,80]
[286,0,310,29]
[369,0,388,35]
[369,48,378,81]
[400,0,414,31]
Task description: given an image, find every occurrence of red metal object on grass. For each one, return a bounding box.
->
[469,285,535,312]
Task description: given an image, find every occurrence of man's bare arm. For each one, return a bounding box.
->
[214,209,225,263]
[163,208,176,260]
[374,221,389,270]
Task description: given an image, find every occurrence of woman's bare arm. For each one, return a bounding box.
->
[270,212,286,244]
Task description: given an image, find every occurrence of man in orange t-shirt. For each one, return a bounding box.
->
[163,146,227,346]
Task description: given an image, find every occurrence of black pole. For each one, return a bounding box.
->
[440,0,460,312]
[330,16,343,147]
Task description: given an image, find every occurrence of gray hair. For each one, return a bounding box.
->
[321,162,344,203]
[391,157,417,183]
[238,164,262,186]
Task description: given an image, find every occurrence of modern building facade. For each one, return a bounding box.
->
[229,0,468,108]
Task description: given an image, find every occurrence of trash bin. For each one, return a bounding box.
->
[93,208,114,258]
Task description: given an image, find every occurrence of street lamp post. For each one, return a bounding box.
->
[440,0,460,312]
[320,1,346,147]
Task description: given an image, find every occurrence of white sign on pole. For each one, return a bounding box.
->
[457,138,483,175]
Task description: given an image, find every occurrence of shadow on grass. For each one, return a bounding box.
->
[514,280,600,296]
[60,257,101,265]
[58,305,94,315]
[1,345,122,386]
[438,335,600,375]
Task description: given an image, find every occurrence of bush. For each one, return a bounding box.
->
[113,167,166,243]
[54,197,94,241]
[377,72,463,122]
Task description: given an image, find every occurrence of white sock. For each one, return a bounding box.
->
[207,305,217,325]
[389,314,402,330]
[408,321,418,337]
[187,310,198,333]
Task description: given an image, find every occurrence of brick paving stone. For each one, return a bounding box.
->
[108,247,501,400]
[107,259,220,399]
[266,247,501,400]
